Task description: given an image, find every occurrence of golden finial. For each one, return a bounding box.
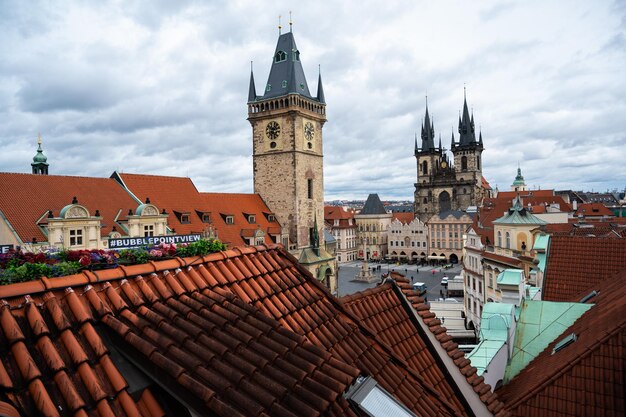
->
[278,14,282,34]
[289,11,293,31]
[37,132,42,145]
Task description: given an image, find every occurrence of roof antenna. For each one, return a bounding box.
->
[289,11,293,32]
[278,14,282,35]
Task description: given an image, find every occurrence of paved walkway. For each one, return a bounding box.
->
[337,261,463,301]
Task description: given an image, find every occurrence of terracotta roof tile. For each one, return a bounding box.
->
[0,172,140,242]
[0,245,492,416]
[118,173,283,247]
[392,212,415,224]
[543,236,626,302]
[497,273,626,416]
[371,274,510,416]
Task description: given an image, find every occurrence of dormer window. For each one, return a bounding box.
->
[282,80,288,88]
[174,211,191,224]
[274,50,287,63]
[268,214,275,222]
[196,210,212,224]
[292,50,300,61]
[225,216,234,225]
[247,215,256,224]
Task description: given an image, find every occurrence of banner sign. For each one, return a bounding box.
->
[109,234,201,249]
[1,244,14,254]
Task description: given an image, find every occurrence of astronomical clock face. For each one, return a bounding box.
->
[304,122,315,141]
[265,121,280,140]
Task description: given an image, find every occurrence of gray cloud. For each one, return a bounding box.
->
[0,0,624,201]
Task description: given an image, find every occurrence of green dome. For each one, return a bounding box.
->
[512,167,525,186]
[32,142,49,165]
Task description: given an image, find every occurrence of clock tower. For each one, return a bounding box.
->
[247,29,327,254]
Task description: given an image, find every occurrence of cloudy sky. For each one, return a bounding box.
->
[1,0,624,200]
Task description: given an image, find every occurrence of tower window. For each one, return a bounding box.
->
[422,161,428,175]
[461,156,468,171]
[282,80,287,88]
[293,50,300,61]
[266,84,271,92]
[506,232,511,249]
[274,51,287,63]
[477,156,481,170]
[307,179,313,199]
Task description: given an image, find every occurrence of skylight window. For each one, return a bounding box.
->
[552,333,577,354]
[345,376,417,417]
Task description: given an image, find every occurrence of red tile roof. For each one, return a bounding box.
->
[324,206,357,229]
[543,236,626,302]
[340,279,509,416]
[575,202,614,217]
[391,212,415,224]
[0,173,139,242]
[324,206,355,220]
[117,173,282,247]
[497,273,626,416]
[0,245,470,417]
[482,251,522,268]
[496,190,555,199]
[0,247,360,417]
[482,177,492,190]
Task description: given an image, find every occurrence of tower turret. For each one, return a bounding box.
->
[31,134,49,175]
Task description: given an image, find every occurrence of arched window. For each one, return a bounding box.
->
[293,50,300,61]
[438,191,451,212]
[461,156,468,171]
[423,197,427,204]
[422,160,428,175]
[497,231,502,247]
[274,51,287,63]
[477,156,481,170]
[463,188,467,194]
[506,232,511,249]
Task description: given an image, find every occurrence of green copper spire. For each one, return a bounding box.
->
[512,166,526,186]
[31,133,49,175]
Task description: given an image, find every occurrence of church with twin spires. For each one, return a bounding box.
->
[414,92,485,222]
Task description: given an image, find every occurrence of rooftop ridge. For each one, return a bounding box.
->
[386,273,510,416]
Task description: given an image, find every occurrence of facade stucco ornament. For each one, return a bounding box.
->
[142,205,158,216]
[65,205,89,219]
